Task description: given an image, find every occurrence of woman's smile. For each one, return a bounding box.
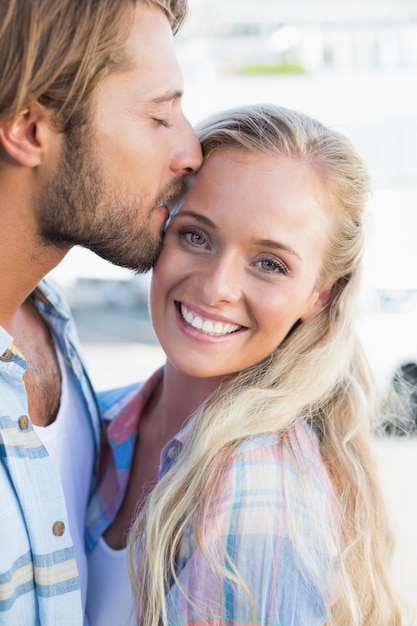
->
[177,301,244,337]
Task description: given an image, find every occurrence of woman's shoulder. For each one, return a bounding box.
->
[229,421,333,496]
[97,368,164,423]
[235,420,323,467]
[207,421,336,545]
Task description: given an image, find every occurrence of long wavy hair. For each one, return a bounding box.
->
[128,104,402,625]
[0,0,187,131]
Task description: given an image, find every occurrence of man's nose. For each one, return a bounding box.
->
[170,115,203,175]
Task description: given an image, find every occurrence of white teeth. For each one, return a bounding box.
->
[180,304,241,336]
[183,308,194,325]
[191,316,203,330]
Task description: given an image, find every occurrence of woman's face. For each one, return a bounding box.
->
[150,149,334,379]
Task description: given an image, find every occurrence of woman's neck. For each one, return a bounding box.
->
[150,361,227,438]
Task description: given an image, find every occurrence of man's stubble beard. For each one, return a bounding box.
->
[37,120,182,272]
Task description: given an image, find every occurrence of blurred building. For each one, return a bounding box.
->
[179,1,417,73]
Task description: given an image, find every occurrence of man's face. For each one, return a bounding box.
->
[38,4,202,272]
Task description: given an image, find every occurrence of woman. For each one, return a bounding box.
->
[86,104,402,625]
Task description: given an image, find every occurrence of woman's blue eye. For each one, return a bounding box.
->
[261,260,278,271]
[188,232,206,245]
[258,259,288,274]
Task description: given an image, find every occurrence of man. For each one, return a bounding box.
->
[0,0,202,623]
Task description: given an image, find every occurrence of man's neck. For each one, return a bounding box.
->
[0,163,67,330]
[0,254,64,333]
[0,223,67,332]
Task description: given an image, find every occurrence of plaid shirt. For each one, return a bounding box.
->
[0,279,100,625]
[87,370,337,625]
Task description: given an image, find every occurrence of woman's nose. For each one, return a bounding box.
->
[200,255,243,305]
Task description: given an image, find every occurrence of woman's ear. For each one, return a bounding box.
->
[0,101,52,167]
[302,284,333,322]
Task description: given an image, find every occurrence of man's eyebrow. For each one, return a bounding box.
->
[148,89,183,104]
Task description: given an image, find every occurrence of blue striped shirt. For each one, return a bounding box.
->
[0,279,101,625]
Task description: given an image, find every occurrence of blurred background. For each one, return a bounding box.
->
[48,0,417,612]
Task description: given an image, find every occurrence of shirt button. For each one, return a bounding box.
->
[0,349,13,362]
[52,521,65,537]
[19,415,29,430]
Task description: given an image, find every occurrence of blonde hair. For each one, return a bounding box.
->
[128,104,402,624]
[0,0,187,131]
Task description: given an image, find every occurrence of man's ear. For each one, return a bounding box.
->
[302,284,333,322]
[0,101,52,167]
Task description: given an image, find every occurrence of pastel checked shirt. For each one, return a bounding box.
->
[87,369,337,625]
[0,279,101,625]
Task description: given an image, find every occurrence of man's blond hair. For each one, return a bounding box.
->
[0,0,187,130]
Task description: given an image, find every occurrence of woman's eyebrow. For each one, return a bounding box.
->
[251,238,301,260]
[175,210,217,229]
[176,211,301,260]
